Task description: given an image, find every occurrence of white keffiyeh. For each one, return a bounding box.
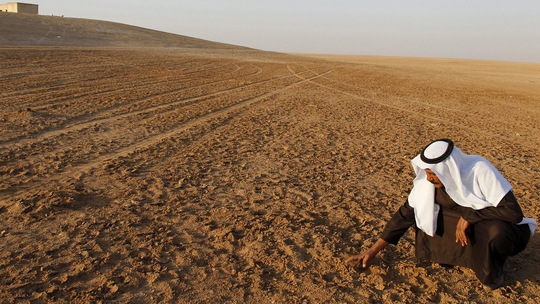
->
[408,140,537,236]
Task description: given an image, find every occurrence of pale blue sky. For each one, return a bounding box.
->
[38,1,540,62]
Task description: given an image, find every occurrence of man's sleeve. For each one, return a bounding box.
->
[380,200,416,245]
[460,191,524,224]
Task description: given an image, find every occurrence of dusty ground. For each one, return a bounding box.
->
[1,47,539,303]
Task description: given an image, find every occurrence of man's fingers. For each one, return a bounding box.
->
[346,254,370,267]
[361,254,372,268]
[455,217,470,246]
[346,255,360,264]
[455,233,468,246]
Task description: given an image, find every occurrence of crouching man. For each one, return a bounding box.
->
[347,139,536,290]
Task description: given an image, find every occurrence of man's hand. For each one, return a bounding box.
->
[456,216,470,246]
[346,250,377,268]
[346,238,389,268]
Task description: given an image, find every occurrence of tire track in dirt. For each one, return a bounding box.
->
[0,52,241,100]
[0,69,333,203]
[78,69,332,163]
[307,78,540,150]
[0,62,241,108]
[0,63,142,96]
[0,67,315,150]
[0,66,312,163]
[6,62,252,112]
[316,73,540,132]
[0,62,266,122]
[0,65,261,141]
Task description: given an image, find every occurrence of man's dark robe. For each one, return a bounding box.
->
[380,188,531,285]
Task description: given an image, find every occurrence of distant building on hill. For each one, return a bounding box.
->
[0,2,38,14]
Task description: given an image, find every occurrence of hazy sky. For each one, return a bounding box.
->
[39,1,540,62]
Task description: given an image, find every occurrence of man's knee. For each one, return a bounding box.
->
[481,220,516,254]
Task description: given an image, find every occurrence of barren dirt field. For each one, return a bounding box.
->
[1,47,539,303]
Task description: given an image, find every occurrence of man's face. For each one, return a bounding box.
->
[425,169,444,188]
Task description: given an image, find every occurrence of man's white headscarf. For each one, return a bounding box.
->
[408,139,536,236]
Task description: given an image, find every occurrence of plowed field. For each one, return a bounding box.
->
[1,47,539,303]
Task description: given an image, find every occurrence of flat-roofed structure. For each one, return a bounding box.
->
[0,2,38,14]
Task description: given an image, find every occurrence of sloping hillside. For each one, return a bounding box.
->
[0,12,250,49]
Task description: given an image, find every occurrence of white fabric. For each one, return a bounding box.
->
[408,142,537,237]
[518,218,538,235]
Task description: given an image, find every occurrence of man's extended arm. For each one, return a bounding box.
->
[346,238,389,267]
[380,200,416,244]
[347,200,415,267]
